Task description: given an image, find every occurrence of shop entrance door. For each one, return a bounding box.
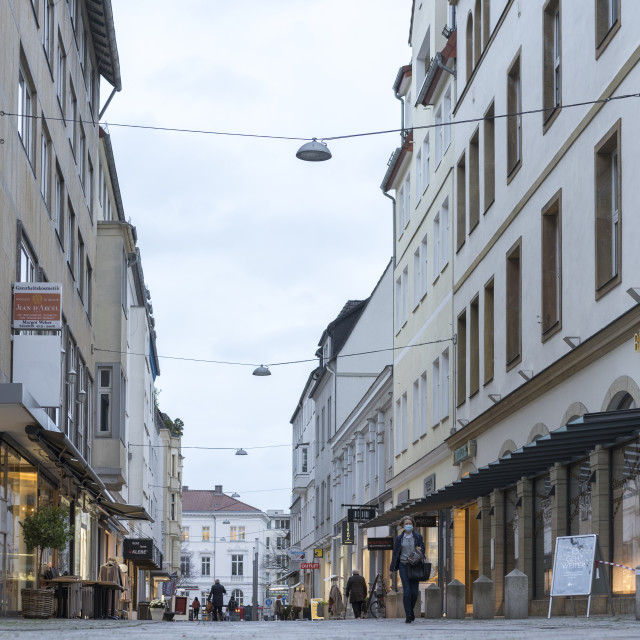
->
[452,504,479,607]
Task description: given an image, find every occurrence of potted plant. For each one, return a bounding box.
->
[19,505,73,618]
[149,597,166,621]
[316,600,329,619]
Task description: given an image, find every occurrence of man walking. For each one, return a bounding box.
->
[208,578,226,621]
[345,569,368,619]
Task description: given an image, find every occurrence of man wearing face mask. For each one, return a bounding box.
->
[389,516,425,623]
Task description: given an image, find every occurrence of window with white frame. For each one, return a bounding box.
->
[43,0,54,64]
[18,66,36,165]
[57,36,66,115]
[55,165,65,242]
[402,266,408,325]
[420,234,428,298]
[440,198,449,270]
[395,398,402,452]
[433,214,440,282]
[442,348,450,419]
[78,125,86,188]
[68,81,77,156]
[422,135,430,192]
[182,527,189,541]
[403,174,411,229]
[230,526,245,541]
[415,27,431,90]
[412,378,420,443]
[201,556,211,576]
[413,248,421,309]
[397,183,405,234]
[432,358,440,426]
[20,241,37,282]
[443,87,452,151]
[231,555,244,576]
[40,121,52,211]
[420,371,428,437]
[98,368,111,432]
[416,149,423,197]
[202,526,210,541]
[435,106,443,165]
[401,392,408,451]
[231,589,244,606]
[405,90,412,131]
[67,202,75,274]
[301,446,308,473]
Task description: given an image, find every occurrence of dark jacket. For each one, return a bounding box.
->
[345,573,367,603]
[389,531,425,572]
[209,582,226,606]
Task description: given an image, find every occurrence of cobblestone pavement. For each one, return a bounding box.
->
[0,616,639,639]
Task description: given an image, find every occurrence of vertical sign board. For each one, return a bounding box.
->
[13,282,62,329]
[548,534,614,618]
[342,521,356,545]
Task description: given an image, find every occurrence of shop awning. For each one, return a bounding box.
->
[365,409,640,527]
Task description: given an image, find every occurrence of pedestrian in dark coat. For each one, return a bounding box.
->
[191,596,200,620]
[345,569,368,619]
[208,579,226,621]
[389,515,425,624]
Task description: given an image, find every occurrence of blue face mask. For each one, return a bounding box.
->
[404,524,413,532]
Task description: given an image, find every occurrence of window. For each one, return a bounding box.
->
[201,556,210,576]
[87,157,94,218]
[404,174,411,228]
[484,101,495,211]
[420,233,429,299]
[507,51,522,179]
[56,36,66,115]
[541,190,562,337]
[98,368,111,432]
[474,0,482,65]
[402,266,408,324]
[68,82,77,155]
[435,106,443,165]
[395,270,408,330]
[433,214,440,281]
[43,1,54,64]
[170,494,176,520]
[76,232,85,299]
[276,536,285,550]
[469,129,480,232]
[466,13,474,82]
[40,120,52,211]
[443,87,452,151]
[231,589,244,606]
[416,27,431,89]
[327,398,331,436]
[301,447,308,473]
[78,125,86,187]
[397,183,405,235]
[484,278,495,384]
[456,152,466,250]
[422,135,430,192]
[20,241,37,282]
[202,526,210,541]
[413,248,421,309]
[65,336,76,437]
[55,165,65,242]
[416,149,423,197]
[412,378,420,443]
[442,348,450,418]
[67,202,76,274]
[230,526,245,541]
[594,120,621,297]
[182,527,189,541]
[470,296,480,396]
[420,372,428,437]
[440,198,449,270]
[482,0,491,47]
[405,90,412,132]
[401,392,408,451]
[231,555,244,576]
[432,358,440,426]
[18,65,36,165]
[543,0,561,130]
[457,309,467,405]
[595,0,620,56]
[506,239,522,367]
[180,555,190,575]
[86,259,93,320]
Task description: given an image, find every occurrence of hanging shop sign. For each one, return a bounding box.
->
[367,537,394,551]
[123,538,153,561]
[300,562,320,570]
[453,440,477,466]
[423,473,436,496]
[313,548,323,558]
[414,515,438,528]
[341,521,356,545]
[12,282,62,330]
[347,507,376,522]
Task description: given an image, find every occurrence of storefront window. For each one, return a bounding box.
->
[569,459,592,535]
[505,488,519,574]
[73,495,93,578]
[533,474,552,597]
[37,475,56,571]
[612,437,640,594]
[3,444,37,614]
[451,505,478,605]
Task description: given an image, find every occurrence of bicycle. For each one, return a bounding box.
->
[365,573,388,619]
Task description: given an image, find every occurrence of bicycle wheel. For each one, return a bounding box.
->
[369,599,384,619]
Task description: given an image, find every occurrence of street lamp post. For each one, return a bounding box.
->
[252,537,259,620]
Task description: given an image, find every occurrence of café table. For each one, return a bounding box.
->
[82,580,124,618]
[41,576,82,618]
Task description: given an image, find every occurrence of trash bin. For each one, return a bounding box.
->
[138,601,150,620]
[243,605,252,621]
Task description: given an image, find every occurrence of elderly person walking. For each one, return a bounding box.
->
[345,569,368,619]
[208,578,226,621]
[390,515,425,623]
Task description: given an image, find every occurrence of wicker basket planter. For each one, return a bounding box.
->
[21,588,54,619]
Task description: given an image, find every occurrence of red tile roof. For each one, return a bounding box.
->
[182,490,261,513]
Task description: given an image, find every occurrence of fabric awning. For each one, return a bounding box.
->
[365,408,640,527]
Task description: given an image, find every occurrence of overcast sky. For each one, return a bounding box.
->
[104,1,411,512]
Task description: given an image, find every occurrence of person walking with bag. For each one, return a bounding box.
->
[345,569,367,619]
[208,579,226,621]
[390,516,425,623]
[191,596,201,620]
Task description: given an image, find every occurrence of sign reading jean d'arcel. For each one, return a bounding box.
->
[548,534,614,618]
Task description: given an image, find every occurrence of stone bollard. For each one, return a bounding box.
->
[446,579,465,619]
[424,583,442,618]
[505,569,529,619]
[473,575,495,619]
[636,566,640,620]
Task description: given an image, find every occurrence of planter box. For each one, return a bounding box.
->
[150,607,165,621]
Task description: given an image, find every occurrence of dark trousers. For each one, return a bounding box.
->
[351,600,364,619]
[398,562,419,618]
[212,605,223,620]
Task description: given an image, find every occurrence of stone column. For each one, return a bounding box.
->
[477,496,492,577]
[589,445,610,560]
[516,478,534,600]
[549,463,568,616]
[490,490,505,613]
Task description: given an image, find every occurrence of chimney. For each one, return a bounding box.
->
[214,485,223,494]
[183,486,188,491]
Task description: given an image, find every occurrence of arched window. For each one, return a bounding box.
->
[231,589,244,606]
[482,0,491,48]
[474,0,482,64]
[607,391,636,411]
[466,14,474,82]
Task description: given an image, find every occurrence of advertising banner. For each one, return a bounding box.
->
[13,282,62,330]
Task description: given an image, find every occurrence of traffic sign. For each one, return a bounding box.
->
[265,598,273,606]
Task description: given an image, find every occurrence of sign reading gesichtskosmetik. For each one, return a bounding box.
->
[123,538,153,561]
[348,507,375,522]
[13,282,62,330]
[550,534,597,596]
